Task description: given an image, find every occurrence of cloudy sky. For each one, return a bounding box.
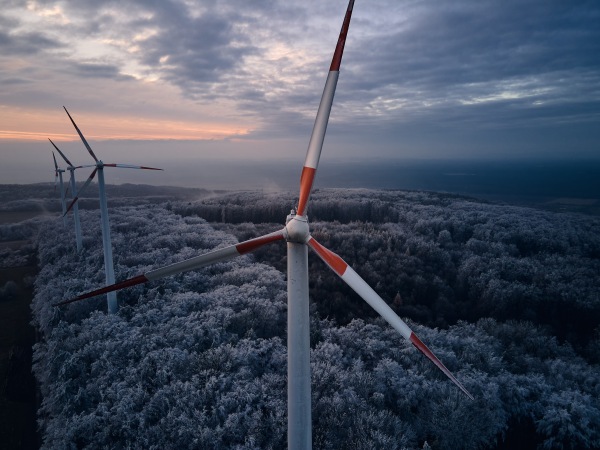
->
[1,0,599,186]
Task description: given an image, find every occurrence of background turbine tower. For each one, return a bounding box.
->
[52,151,67,226]
[55,1,473,448]
[49,139,86,252]
[62,108,162,314]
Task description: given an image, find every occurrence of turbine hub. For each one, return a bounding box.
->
[285,210,310,243]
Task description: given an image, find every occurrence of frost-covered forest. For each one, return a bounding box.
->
[20,187,600,449]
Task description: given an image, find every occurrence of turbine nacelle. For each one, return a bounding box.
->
[285,210,310,243]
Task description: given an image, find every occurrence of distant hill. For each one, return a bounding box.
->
[0,183,217,215]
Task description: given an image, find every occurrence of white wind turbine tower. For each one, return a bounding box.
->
[52,151,67,226]
[49,139,86,252]
[55,1,473,448]
[61,107,163,314]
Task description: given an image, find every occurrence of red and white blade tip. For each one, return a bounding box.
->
[410,333,474,400]
[103,163,163,171]
[330,0,355,71]
[54,230,285,307]
[296,0,355,217]
[53,274,149,307]
[307,237,473,400]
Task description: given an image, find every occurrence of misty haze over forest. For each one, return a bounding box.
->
[3,157,600,215]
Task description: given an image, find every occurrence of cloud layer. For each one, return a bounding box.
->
[1,0,599,163]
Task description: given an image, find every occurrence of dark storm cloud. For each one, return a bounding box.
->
[67,62,134,80]
[0,23,63,55]
[357,1,599,85]
[335,0,600,129]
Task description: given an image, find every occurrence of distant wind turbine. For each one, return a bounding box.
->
[61,108,162,314]
[52,151,67,226]
[49,139,90,252]
[55,1,473,448]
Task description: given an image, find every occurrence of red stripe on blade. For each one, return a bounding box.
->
[105,164,162,170]
[297,166,316,217]
[65,196,79,214]
[53,274,149,307]
[307,238,348,276]
[410,332,474,400]
[236,233,284,254]
[410,333,443,368]
[330,0,355,71]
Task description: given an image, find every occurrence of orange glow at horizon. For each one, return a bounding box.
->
[0,108,254,142]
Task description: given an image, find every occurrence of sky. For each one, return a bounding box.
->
[0,0,599,187]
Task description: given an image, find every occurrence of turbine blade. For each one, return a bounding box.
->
[307,236,474,400]
[52,152,59,192]
[103,163,163,170]
[49,138,74,167]
[64,168,97,215]
[296,0,355,217]
[53,229,286,306]
[63,107,99,162]
[72,164,99,169]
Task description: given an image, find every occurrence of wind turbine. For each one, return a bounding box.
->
[61,107,163,314]
[52,151,67,226]
[55,1,473,448]
[49,139,87,252]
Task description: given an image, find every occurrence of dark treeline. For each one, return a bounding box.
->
[0,183,213,214]
[175,189,600,362]
[27,190,600,449]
